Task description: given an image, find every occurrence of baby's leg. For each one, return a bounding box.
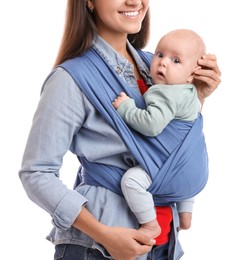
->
[121,165,161,238]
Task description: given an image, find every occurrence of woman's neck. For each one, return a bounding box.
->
[99,32,128,55]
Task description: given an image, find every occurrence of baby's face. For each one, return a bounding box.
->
[150,30,205,85]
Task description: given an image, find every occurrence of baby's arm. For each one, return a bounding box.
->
[112,85,182,137]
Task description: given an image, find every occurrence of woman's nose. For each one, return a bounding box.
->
[126,0,142,6]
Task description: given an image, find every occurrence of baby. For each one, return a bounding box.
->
[112,29,206,239]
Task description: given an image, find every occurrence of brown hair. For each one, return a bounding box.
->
[53,0,150,68]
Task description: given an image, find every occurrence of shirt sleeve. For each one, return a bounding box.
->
[19,68,88,230]
[116,84,198,137]
[117,85,179,137]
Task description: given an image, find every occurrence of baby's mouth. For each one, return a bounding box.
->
[158,71,165,77]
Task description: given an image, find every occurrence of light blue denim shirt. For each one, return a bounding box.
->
[19,35,189,259]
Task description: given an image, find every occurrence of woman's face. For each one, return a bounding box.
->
[92,0,149,40]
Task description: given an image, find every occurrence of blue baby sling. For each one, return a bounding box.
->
[59,48,208,206]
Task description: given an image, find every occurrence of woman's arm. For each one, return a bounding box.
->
[19,69,88,229]
[193,54,221,105]
[73,207,155,260]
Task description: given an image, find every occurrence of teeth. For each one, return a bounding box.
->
[121,11,139,17]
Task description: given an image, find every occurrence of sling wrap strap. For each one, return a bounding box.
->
[59,49,208,205]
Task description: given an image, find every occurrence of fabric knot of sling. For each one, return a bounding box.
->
[59,49,208,206]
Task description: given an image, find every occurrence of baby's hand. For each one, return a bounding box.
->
[112,92,129,109]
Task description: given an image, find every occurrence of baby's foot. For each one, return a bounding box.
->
[139,219,161,239]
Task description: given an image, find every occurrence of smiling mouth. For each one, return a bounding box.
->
[120,11,140,17]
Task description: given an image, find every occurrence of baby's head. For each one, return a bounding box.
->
[150,29,206,85]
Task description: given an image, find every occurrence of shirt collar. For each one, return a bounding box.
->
[92,35,152,86]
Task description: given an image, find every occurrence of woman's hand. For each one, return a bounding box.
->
[73,207,155,260]
[101,226,155,260]
[193,54,221,104]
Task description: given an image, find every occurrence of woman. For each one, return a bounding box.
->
[19,1,221,259]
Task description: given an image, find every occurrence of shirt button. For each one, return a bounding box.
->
[115,67,122,74]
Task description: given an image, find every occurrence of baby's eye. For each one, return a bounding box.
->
[173,57,180,64]
[156,52,163,58]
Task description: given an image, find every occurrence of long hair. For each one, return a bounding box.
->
[53,0,150,68]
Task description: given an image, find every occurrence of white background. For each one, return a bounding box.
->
[1,1,239,259]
